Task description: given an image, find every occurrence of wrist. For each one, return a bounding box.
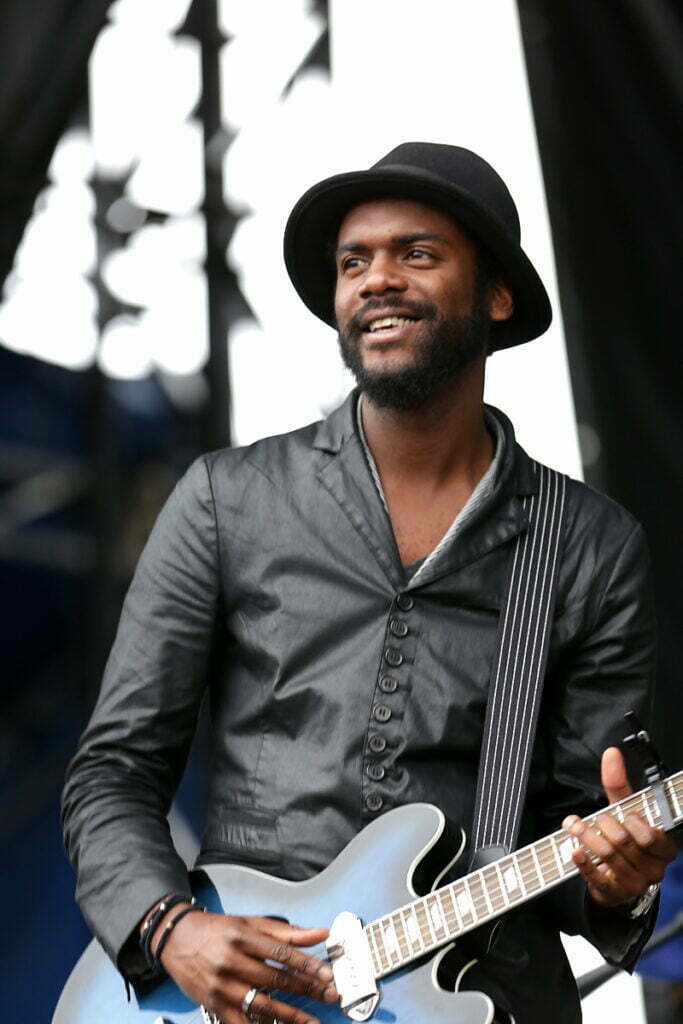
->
[586,882,659,917]
[149,900,193,957]
[153,900,207,968]
[139,893,192,971]
[628,883,659,919]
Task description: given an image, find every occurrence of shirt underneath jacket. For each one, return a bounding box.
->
[62,391,657,1022]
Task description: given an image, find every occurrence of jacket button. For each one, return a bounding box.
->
[368,735,387,753]
[384,647,403,667]
[373,703,392,723]
[389,619,408,638]
[396,593,414,611]
[379,675,398,693]
[366,793,383,812]
[367,763,385,780]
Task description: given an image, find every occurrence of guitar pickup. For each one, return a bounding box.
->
[327,911,379,1021]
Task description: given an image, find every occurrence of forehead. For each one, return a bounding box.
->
[336,197,471,248]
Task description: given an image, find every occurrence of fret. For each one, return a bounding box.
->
[362,775,683,983]
[492,862,510,909]
[367,922,385,974]
[477,870,494,917]
[650,793,665,829]
[484,865,505,914]
[493,862,510,907]
[503,856,525,899]
[549,835,564,878]
[391,911,410,960]
[558,834,576,871]
[426,894,447,940]
[641,792,655,826]
[436,891,453,936]
[542,839,560,883]
[530,844,546,886]
[516,848,541,893]
[454,880,476,925]
[376,920,395,966]
[466,874,484,923]
[381,919,401,964]
[513,854,527,896]
[401,906,424,954]
[445,884,464,933]
[420,897,437,944]
[414,901,433,947]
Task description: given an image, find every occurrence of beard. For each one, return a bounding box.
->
[337,288,490,412]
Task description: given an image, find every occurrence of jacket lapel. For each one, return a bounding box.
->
[312,395,541,592]
[313,392,405,589]
[404,408,540,588]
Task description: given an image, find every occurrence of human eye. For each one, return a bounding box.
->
[340,254,365,273]
[405,247,434,261]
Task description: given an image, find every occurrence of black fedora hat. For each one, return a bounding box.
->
[283,141,552,351]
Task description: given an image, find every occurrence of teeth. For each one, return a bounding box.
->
[368,316,415,332]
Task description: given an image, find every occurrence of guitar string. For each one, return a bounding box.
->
[369,777,683,971]
[184,776,683,1015]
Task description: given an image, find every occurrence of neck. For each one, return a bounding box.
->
[360,360,491,486]
[365,769,683,980]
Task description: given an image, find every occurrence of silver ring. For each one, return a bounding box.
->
[241,987,260,1015]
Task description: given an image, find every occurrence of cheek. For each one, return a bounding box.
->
[334,284,350,327]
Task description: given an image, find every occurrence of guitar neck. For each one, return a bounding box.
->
[365,770,683,979]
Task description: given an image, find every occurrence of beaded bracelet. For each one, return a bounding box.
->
[153,899,207,968]
[140,894,190,969]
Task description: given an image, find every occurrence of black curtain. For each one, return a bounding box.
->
[0,0,113,289]
[519,0,683,768]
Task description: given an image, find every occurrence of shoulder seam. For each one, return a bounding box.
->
[200,454,224,577]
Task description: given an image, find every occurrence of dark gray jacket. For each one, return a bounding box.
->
[62,395,656,1021]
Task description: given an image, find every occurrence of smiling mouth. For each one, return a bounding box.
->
[364,315,420,333]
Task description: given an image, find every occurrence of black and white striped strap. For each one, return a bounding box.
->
[471,462,568,855]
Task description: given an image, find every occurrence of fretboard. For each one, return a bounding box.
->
[365,770,683,978]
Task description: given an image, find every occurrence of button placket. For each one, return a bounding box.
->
[362,591,417,819]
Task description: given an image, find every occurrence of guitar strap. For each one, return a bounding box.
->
[471,461,568,860]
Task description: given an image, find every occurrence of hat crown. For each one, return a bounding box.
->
[371,142,520,242]
[283,140,551,350]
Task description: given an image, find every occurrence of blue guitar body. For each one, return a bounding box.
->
[54,803,498,1023]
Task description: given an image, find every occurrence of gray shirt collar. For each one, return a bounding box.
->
[355,394,506,584]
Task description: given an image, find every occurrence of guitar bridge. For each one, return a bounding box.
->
[327,911,379,1021]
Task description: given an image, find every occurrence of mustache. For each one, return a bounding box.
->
[341,297,437,338]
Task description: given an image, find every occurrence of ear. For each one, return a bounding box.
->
[488,279,514,323]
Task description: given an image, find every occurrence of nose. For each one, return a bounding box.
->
[358,253,408,298]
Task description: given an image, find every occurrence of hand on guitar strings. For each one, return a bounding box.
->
[151,909,337,1024]
[562,746,677,910]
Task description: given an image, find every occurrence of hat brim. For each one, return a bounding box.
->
[283,166,552,351]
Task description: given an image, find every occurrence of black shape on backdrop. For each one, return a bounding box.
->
[0,0,114,290]
[518,0,683,770]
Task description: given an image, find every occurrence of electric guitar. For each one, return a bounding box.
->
[54,770,682,1024]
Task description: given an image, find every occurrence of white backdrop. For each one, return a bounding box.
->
[328,2,641,1020]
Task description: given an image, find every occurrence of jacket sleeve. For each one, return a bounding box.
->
[538,516,659,968]
[61,456,221,982]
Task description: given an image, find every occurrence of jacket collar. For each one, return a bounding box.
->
[313,390,540,588]
[313,390,357,454]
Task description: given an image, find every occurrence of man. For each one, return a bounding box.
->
[62,143,676,1023]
